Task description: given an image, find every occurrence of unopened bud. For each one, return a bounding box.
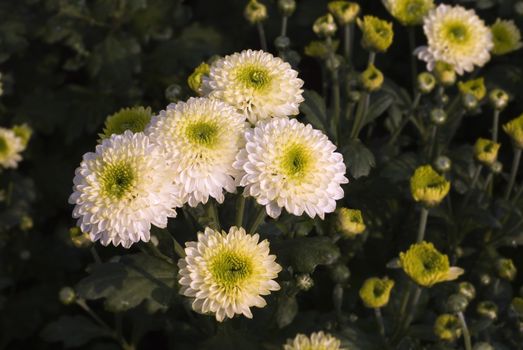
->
[477,300,498,320]
[496,258,517,281]
[360,64,383,92]
[462,93,478,110]
[278,0,296,16]
[489,89,509,110]
[328,1,360,25]
[430,108,447,125]
[59,287,76,305]
[490,161,503,174]
[19,215,33,231]
[274,36,290,51]
[433,61,456,86]
[447,293,469,313]
[329,263,350,284]
[165,84,182,102]
[458,282,476,301]
[313,14,337,37]
[417,72,436,94]
[434,155,452,173]
[244,0,267,24]
[296,274,314,291]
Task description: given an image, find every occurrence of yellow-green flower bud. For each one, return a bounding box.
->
[512,297,523,318]
[489,88,509,110]
[244,0,267,24]
[329,263,351,284]
[490,160,503,174]
[496,258,517,281]
[417,72,436,94]
[187,62,210,95]
[99,106,152,140]
[434,155,452,173]
[313,13,337,37]
[458,78,486,101]
[59,287,76,305]
[399,241,464,287]
[447,293,469,313]
[69,227,92,248]
[410,165,451,207]
[304,40,340,59]
[12,124,32,150]
[19,215,33,231]
[384,0,434,26]
[462,93,478,111]
[336,208,366,237]
[278,0,296,17]
[503,113,523,148]
[328,1,360,25]
[296,274,314,291]
[434,314,462,341]
[477,300,498,320]
[490,19,523,56]
[357,16,394,53]
[359,277,395,308]
[474,138,500,166]
[433,61,456,86]
[430,108,447,125]
[458,282,476,301]
[360,64,384,92]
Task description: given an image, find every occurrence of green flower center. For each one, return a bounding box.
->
[100,162,135,199]
[420,249,447,273]
[237,65,271,90]
[210,250,253,290]
[102,107,152,139]
[445,22,469,43]
[186,121,219,147]
[281,144,312,177]
[0,136,8,155]
[373,282,386,297]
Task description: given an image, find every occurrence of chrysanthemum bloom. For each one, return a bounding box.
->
[474,138,500,166]
[503,114,523,148]
[69,131,181,248]
[434,314,462,341]
[383,0,434,26]
[415,4,493,74]
[410,165,450,207]
[328,1,360,25]
[417,72,436,94]
[99,106,152,139]
[489,88,509,110]
[187,62,210,95]
[284,331,344,350]
[178,226,281,322]
[203,50,304,124]
[496,258,517,281]
[357,16,394,53]
[0,127,24,169]
[399,241,464,287]
[336,208,366,237]
[490,19,523,55]
[359,277,394,308]
[146,97,245,207]
[244,0,267,24]
[234,117,348,219]
[305,40,340,59]
[458,78,486,101]
[12,124,32,150]
[360,64,384,92]
[313,13,338,37]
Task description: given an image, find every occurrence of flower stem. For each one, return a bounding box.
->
[391,281,413,343]
[172,236,186,258]
[408,27,417,96]
[461,165,482,210]
[375,308,386,336]
[147,240,174,264]
[280,16,288,37]
[249,205,266,234]
[492,109,500,142]
[368,51,376,65]
[90,246,102,264]
[350,92,369,139]
[207,201,221,230]
[344,23,351,62]
[416,207,429,242]
[427,125,437,159]
[457,311,472,350]
[387,93,421,146]
[504,147,522,201]
[256,22,267,51]
[402,285,422,332]
[332,70,341,143]
[235,195,246,227]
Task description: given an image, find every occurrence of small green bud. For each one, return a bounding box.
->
[59,287,76,305]
[479,273,492,286]
[347,90,361,103]
[274,36,290,51]
[165,84,182,102]
[433,61,456,86]
[490,161,503,174]
[417,72,436,94]
[496,258,517,281]
[304,40,339,59]
[328,1,360,25]
[100,106,152,140]
[278,0,296,17]
[69,227,92,248]
[360,64,384,92]
[430,108,447,125]
[477,300,498,320]
[434,155,452,173]
[434,314,462,342]
[439,93,449,105]
[19,215,33,231]
[326,55,342,72]
[313,14,337,37]
[489,88,509,110]
[329,263,351,284]
[187,62,210,95]
[447,293,469,313]
[458,282,476,301]
[462,93,478,110]
[244,0,267,24]
[296,274,314,291]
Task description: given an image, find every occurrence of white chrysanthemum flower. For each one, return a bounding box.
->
[284,331,344,350]
[0,127,23,169]
[415,4,493,74]
[69,131,181,248]
[178,226,281,322]
[203,50,304,124]
[146,97,246,207]
[234,117,348,219]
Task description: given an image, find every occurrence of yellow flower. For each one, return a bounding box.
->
[384,0,434,26]
[328,1,360,25]
[336,208,366,237]
[491,19,523,55]
[359,277,394,308]
[99,106,152,139]
[433,61,456,86]
[357,16,394,53]
[244,0,267,24]
[187,62,210,95]
[360,64,384,92]
[489,88,509,110]
[313,13,337,37]
[503,114,523,148]
[399,241,464,287]
[474,138,500,166]
[434,314,462,341]
[304,40,340,59]
[417,72,436,94]
[496,258,517,281]
[458,78,486,101]
[410,165,451,206]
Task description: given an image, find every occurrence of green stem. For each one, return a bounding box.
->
[332,70,341,143]
[235,195,246,228]
[350,92,369,139]
[416,207,429,242]
[402,285,422,332]
[457,312,472,350]
[147,240,174,264]
[461,165,482,209]
[512,183,523,205]
[344,23,351,61]
[375,308,386,337]
[368,51,376,65]
[249,205,266,234]
[392,280,413,339]
[427,125,437,160]
[387,93,421,146]
[280,16,288,37]
[408,27,417,95]
[172,236,186,258]
[90,246,102,264]
[256,22,267,51]
[492,109,500,143]
[207,201,221,230]
[504,147,522,201]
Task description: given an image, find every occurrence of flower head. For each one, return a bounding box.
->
[203,50,304,124]
[234,117,348,219]
[69,131,181,248]
[384,0,434,26]
[415,4,493,74]
[278,0,296,17]
[503,114,523,148]
[178,226,281,322]
[417,72,436,93]
[360,64,384,92]
[305,40,340,59]
[336,208,366,237]
[410,165,450,206]
[474,138,500,166]
[496,258,517,281]
[489,88,509,110]
[313,13,337,37]
[477,301,498,320]
[0,127,24,169]
[146,97,246,207]
[490,19,523,55]
[359,277,394,308]
[433,61,456,86]
[434,314,462,341]
[357,16,394,53]
[244,0,267,24]
[187,62,210,95]
[399,241,464,287]
[284,331,344,350]
[328,1,360,25]
[12,124,32,150]
[458,78,486,101]
[100,107,152,139]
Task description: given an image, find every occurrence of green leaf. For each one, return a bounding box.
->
[272,237,340,273]
[276,295,298,328]
[360,91,394,128]
[76,253,177,312]
[41,315,112,348]
[342,139,376,179]
[300,89,328,132]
